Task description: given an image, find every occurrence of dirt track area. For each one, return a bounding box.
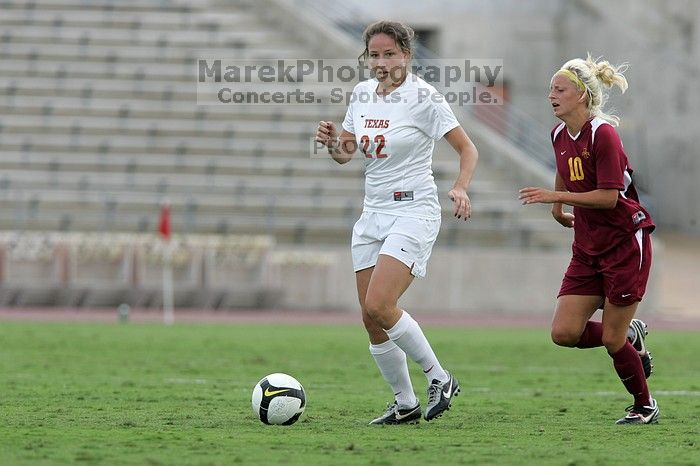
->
[1,307,699,331]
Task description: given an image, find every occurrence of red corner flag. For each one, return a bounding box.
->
[158,203,171,240]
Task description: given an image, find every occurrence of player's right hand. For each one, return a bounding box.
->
[315,121,338,148]
[552,211,575,228]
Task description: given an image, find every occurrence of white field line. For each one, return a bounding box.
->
[463,387,700,397]
[164,377,208,384]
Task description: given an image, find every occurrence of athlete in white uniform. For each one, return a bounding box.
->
[343,72,458,277]
[315,21,478,424]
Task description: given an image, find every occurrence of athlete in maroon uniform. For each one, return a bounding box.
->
[519,55,659,424]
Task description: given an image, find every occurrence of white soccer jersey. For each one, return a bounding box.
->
[342,73,459,219]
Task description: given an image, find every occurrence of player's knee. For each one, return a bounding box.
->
[360,315,384,341]
[361,309,380,331]
[363,296,392,323]
[550,328,579,347]
[602,334,626,354]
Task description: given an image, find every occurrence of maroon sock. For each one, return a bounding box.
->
[575,321,603,348]
[610,341,650,407]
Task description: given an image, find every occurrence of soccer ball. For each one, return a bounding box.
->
[251,373,306,425]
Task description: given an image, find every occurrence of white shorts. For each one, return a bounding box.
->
[351,211,441,278]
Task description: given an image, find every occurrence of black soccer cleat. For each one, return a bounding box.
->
[424,372,460,421]
[615,398,660,425]
[629,318,653,379]
[369,401,421,425]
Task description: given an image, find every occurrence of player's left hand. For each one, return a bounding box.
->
[519,187,559,205]
[448,188,471,220]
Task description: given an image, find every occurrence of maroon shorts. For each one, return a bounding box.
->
[558,228,652,306]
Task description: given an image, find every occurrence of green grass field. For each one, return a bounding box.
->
[0,321,698,466]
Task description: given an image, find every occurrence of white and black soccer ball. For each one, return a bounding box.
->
[251,373,306,425]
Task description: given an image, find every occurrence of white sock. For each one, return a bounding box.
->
[369,339,418,408]
[385,310,449,383]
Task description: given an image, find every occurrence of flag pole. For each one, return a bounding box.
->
[159,201,174,325]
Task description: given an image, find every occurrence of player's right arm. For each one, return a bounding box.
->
[315,121,357,164]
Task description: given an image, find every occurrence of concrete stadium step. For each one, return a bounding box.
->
[0,150,501,186]
[0,75,334,102]
[0,168,519,214]
[1,24,284,49]
[0,59,193,82]
[0,149,506,193]
[1,114,322,141]
[4,189,517,220]
[0,43,305,66]
[0,151,363,178]
[0,169,366,197]
[0,59,353,88]
[0,74,340,96]
[0,97,344,123]
[0,8,255,31]
[0,188,366,219]
[0,132,311,157]
[0,57,369,89]
[3,0,202,13]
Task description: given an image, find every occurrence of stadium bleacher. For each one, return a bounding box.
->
[0,0,571,308]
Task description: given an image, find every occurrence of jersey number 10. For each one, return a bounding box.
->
[567,156,585,181]
[360,134,389,158]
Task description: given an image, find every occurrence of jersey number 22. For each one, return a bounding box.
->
[360,134,388,158]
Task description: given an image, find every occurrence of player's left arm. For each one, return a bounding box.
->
[519,187,618,209]
[521,124,623,210]
[444,126,478,220]
[550,171,575,227]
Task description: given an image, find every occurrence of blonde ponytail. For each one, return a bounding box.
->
[588,54,628,93]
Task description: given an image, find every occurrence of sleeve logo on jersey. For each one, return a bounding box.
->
[632,211,647,225]
[364,119,390,129]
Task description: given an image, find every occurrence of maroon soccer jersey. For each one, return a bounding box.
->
[551,117,655,255]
